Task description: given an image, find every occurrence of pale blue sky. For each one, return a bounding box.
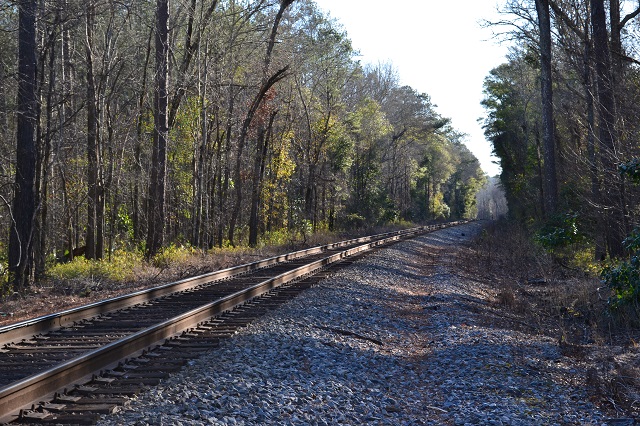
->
[313,0,509,176]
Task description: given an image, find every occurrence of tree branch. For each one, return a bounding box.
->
[620,6,640,28]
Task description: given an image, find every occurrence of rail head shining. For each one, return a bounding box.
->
[0,221,464,423]
[0,224,447,346]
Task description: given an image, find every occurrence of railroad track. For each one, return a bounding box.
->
[0,221,464,424]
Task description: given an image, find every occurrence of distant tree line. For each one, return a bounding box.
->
[483,0,640,260]
[0,0,485,291]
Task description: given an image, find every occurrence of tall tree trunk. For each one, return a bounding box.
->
[610,0,623,90]
[168,0,219,129]
[249,111,276,247]
[147,0,169,258]
[590,0,625,257]
[534,0,558,217]
[133,26,154,244]
[580,10,606,261]
[192,39,209,248]
[35,13,60,277]
[9,0,38,289]
[85,1,102,260]
[0,60,6,129]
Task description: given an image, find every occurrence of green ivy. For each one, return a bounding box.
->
[535,212,583,251]
[619,158,640,183]
[601,227,640,309]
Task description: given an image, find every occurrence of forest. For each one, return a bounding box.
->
[483,0,640,309]
[0,0,486,291]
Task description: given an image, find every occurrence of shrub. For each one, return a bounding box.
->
[601,227,640,310]
[48,250,141,283]
[535,212,583,252]
[151,244,199,269]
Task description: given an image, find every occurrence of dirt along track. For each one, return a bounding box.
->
[0,222,463,424]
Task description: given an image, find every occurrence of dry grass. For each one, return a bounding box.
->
[461,220,640,417]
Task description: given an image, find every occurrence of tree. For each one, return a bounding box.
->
[229,0,295,247]
[146,0,169,258]
[534,0,558,216]
[84,0,104,260]
[590,0,625,257]
[8,0,38,289]
[0,0,490,282]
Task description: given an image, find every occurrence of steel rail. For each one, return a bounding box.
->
[0,225,436,346]
[0,221,463,423]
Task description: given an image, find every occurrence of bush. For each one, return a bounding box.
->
[535,212,583,252]
[601,227,640,310]
[49,250,142,283]
[151,244,199,269]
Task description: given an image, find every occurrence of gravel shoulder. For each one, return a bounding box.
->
[99,222,608,426]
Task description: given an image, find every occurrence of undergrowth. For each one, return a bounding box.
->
[49,250,142,282]
[467,219,640,417]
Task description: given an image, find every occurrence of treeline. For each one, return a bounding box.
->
[482,0,640,261]
[0,0,484,290]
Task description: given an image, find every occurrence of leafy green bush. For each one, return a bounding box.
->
[49,250,141,283]
[601,227,640,310]
[341,213,364,229]
[535,212,583,251]
[151,244,199,269]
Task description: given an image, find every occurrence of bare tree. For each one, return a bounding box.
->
[9,0,39,289]
[85,0,104,260]
[534,0,558,216]
[590,0,625,257]
[147,0,169,258]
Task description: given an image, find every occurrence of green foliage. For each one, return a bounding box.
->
[151,244,199,269]
[260,229,294,247]
[115,205,134,241]
[48,250,142,283]
[535,212,583,251]
[482,52,542,222]
[431,192,450,219]
[325,118,354,173]
[601,228,640,310]
[620,159,640,183]
[343,213,366,229]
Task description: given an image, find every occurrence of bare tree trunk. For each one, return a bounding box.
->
[249,111,276,246]
[9,0,39,289]
[192,39,209,248]
[168,0,219,129]
[0,60,6,129]
[590,0,625,257]
[85,0,103,260]
[228,66,288,246]
[610,0,622,89]
[580,10,606,260]
[146,0,169,258]
[133,26,153,244]
[35,10,60,277]
[534,0,558,217]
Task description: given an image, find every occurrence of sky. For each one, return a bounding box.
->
[312,0,510,177]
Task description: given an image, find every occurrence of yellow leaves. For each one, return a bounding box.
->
[349,98,392,144]
[261,130,296,229]
[48,250,142,283]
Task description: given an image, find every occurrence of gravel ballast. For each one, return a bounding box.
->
[99,223,608,425]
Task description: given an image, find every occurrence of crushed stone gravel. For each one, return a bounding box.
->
[98,223,608,425]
